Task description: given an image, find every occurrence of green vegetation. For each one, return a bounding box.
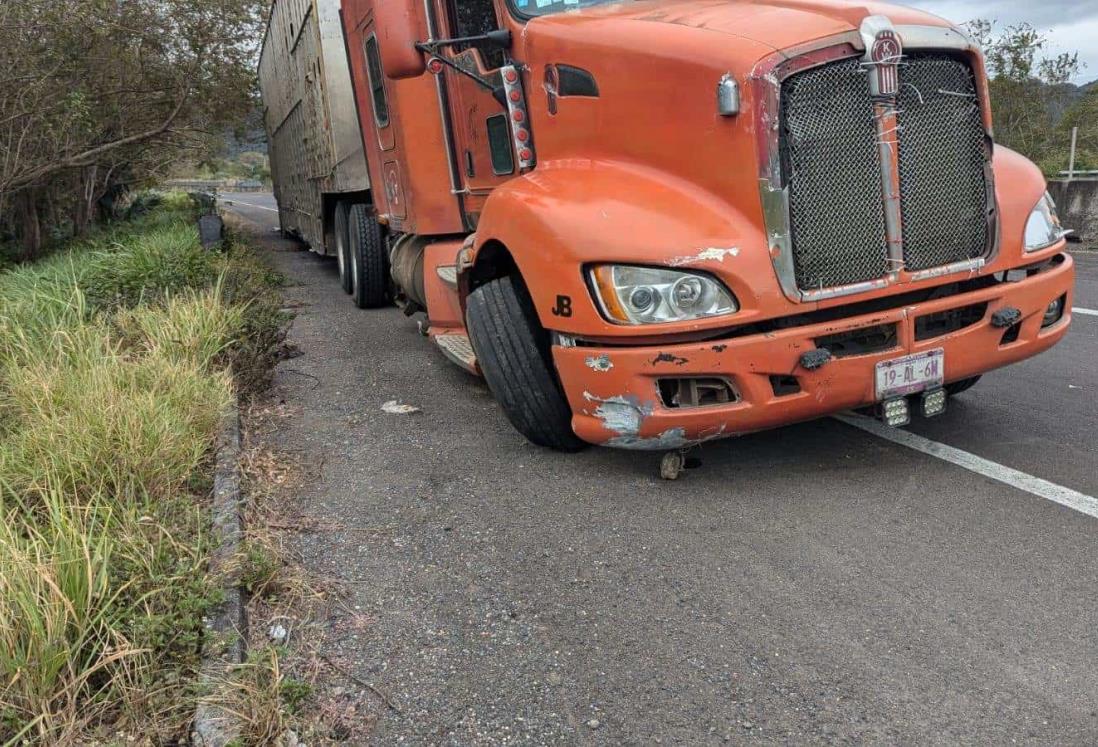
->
[1,0,265,260]
[187,150,272,187]
[0,195,286,742]
[216,647,303,744]
[970,21,1096,175]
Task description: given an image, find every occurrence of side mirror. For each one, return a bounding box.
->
[374,0,427,80]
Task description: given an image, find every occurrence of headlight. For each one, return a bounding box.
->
[589,265,738,325]
[1025,192,1067,252]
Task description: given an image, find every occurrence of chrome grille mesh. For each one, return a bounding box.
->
[897,54,989,270]
[779,53,990,292]
[781,58,890,290]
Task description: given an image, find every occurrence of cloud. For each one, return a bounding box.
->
[896,1,1097,83]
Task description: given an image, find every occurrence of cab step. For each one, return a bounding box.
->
[433,331,479,374]
[435,264,458,289]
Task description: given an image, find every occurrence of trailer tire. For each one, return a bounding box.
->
[334,201,353,294]
[466,276,586,452]
[348,204,388,309]
[946,375,981,396]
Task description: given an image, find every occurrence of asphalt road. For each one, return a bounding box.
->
[222,192,1098,745]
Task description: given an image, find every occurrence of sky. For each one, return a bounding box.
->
[896,1,1098,84]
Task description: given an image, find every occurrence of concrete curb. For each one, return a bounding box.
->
[192,401,246,746]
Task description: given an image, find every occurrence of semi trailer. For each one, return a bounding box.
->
[258,0,370,273]
[260,0,1075,453]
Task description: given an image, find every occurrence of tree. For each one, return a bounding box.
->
[1059,86,1098,172]
[0,0,265,259]
[966,20,1082,174]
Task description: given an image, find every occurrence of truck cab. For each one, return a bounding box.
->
[335,0,1074,451]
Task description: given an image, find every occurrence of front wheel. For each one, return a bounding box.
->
[466,276,586,452]
[946,375,981,396]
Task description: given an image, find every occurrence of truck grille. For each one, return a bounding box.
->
[896,55,989,271]
[782,57,889,290]
[780,53,989,291]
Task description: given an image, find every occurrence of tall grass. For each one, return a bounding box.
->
[0,198,284,742]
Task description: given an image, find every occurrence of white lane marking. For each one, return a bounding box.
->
[1073,307,1098,317]
[220,198,279,213]
[834,413,1098,520]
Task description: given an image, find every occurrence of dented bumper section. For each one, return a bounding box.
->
[553,255,1075,450]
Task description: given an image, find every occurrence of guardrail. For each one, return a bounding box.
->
[162,180,267,193]
[1048,179,1098,248]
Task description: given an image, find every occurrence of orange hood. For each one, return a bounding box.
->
[522,0,954,59]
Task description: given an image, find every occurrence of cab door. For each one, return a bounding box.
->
[437,0,517,222]
[353,11,409,221]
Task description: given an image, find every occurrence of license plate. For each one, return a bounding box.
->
[875,349,944,400]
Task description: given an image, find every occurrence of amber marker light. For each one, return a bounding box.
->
[591,265,629,323]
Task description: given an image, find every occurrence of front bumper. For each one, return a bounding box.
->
[552,254,1075,449]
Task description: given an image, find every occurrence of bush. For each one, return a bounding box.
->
[80,223,218,311]
[0,198,286,742]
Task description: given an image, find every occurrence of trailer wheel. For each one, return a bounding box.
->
[946,375,981,396]
[466,276,586,452]
[348,204,388,309]
[334,201,353,294]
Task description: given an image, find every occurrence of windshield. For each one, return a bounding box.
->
[510,0,623,18]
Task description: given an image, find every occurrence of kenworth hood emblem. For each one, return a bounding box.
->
[861,16,903,97]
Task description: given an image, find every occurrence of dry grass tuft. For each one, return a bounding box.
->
[0,199,287,743]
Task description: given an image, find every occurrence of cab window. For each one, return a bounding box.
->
[447,0,505,69]
[363,34,389,128]
[509,0,622,18]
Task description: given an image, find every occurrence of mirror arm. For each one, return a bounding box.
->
[426,29,512,49]
[415,41,502,98]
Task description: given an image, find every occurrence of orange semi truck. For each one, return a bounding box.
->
[261,0,1074,452]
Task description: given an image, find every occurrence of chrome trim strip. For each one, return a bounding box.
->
[908,257,985,282]
[759,181,801,301]
[424,0,461,195]
[800,277,892,302]
[863,17,906,276]
[879,128,905,273]
[896,24,978,52]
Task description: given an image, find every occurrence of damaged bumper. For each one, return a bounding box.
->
[553,254,1075,449]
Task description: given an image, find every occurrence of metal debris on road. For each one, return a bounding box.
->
[660,450,686,480]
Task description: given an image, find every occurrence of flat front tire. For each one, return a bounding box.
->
[946,375,981,396]
[334,201,353,294]
[466,276,586,452]
[348,204,388,309]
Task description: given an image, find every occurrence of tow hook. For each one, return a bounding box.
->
[799,349,832,371]
[991,307,1022,328]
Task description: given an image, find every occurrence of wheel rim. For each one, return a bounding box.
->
[350,235,359,290]
[335,206,348,282]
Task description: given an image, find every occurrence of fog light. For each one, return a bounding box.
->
[1042,295,1066,328]
[881,397,910,428]
[920,388,947,418]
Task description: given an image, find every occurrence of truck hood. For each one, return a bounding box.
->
[525,0,954,57]
[512,0,967,261]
